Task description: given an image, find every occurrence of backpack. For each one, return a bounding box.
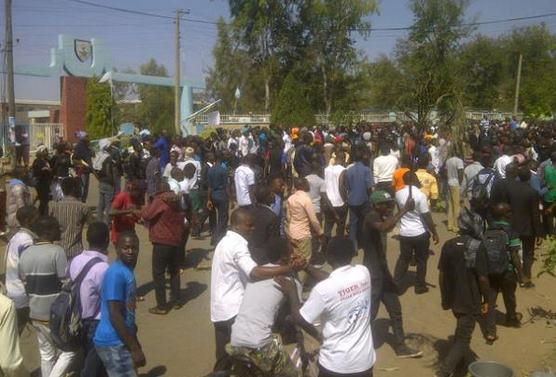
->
[470,170,495,212]
[49,257,102,352]
[482,229,510,275]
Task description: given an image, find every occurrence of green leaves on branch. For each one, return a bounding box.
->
[85,77,115,139]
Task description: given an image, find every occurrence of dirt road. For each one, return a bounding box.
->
[5,179,556,377]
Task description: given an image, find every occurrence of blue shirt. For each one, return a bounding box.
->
[346,162,373,206]
[207,163,228,202]
[94,260,136,347]
[154,137,169,169]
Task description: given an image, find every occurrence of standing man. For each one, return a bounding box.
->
[94,139,117,224]
[437,211,490,377]
[109,181,143,246]
[153,130,169,170]
[234,154,256,209]
[4,206,38,334]
[373,144,398,196]
[210,209,302,372]
[141,183,185,315]
[504,168,542,288]
[69,222,110,377]
[394,172,439,294]
[415,154,439,207]
[19,216,76,377]
[286,178,325,269]
[50,177,94,260]
[345,145,373,250]
[276,237,376,377]
[94,232,146,377]
[323,151,347,237]
[6,166,32,231]
[145,148,161,203]
[73,131,93,203]
[362,191,422,358]
[247,185,280,264]
[207,152,230,245]
[445,149,464,233]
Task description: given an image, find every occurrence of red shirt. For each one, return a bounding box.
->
[111,192,139,244]
[141,194,185,247]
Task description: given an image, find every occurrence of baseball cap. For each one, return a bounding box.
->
[370,190,394,204]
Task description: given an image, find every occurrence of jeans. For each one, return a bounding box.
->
[82,319,107,377]
[213,317,235,372]
[521,235,535,280]
[349,202,370,250]
[98,189,115,224]
[484,271,518,336]
[32,321,77,377]
[371,275,405,348]
[324,205,348,238]
[319,365,373,377]
[394,233,430,292]
[440,312,479,377]
[212,197,229,245]
[81,173,90,203]
[152,243,181,308]
[447,185,461,231]
[96,344,137,377]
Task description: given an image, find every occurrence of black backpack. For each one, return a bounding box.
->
[49,257,102,352]
[470,170,495,212]
[482,229,510,275]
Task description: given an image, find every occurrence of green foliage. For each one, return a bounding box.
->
[538,236,556,278]
[207,0,378,116]
[137,58,174,135]
[85,77,115,139]
[272,72,314,128]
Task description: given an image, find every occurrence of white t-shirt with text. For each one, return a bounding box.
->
[300,264,375,374]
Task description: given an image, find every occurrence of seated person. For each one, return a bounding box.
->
[228,237,300,377]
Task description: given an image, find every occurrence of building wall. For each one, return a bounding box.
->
[60,76,88,142]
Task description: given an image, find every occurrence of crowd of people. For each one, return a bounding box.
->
[1,116,555,377]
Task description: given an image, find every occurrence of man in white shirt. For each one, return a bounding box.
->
[445,151,464,233]
[239,129,250,157]
[233,155,256,209]
[373,144,399,195]
[4,205,38,334]
[229,237,299,377]
[395,172,439,295]
[493,147,514,179]
[276,237,376,376]
[210,208,301,372]
[323,152,347,237]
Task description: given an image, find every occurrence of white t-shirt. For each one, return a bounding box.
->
[239,135,250,157]
[300,265,375,374]
[162,161,187,179]
[445,156,464,187]
[5,229,34,309]
[234,165,255,206]
[210,230,258,322]
[395,185,430,237]
[429,145,440,174]
[494,154,513,179]
[305,174,325,213]
[282,133,293,154]
[324,165,346,207]
[373,154,399,183]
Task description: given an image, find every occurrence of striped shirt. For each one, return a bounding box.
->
[18,243,67,321]
[50,196,93,258]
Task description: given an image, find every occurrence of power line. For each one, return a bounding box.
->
[356,11,556,31]
[64,0,218,25]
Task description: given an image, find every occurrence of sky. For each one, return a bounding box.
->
[4,0,556,101]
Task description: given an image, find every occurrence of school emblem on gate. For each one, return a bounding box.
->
[74,39,92,62]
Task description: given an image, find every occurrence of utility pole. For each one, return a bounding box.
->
[513,53,523,115]
[174,9,189,135]
[4,0,16,120]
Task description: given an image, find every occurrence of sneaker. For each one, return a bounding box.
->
[415,286,429,295]
[520,281,535,289]
[148,306,169,315]
[395,345,423,358]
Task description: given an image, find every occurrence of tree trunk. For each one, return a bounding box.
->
[321,65,331,115]
[264,77,270,113]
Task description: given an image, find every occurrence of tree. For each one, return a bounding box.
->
[272,71,314,128]
[299,0,377,114]
[136,59,174,134]
[85,77,115,139]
